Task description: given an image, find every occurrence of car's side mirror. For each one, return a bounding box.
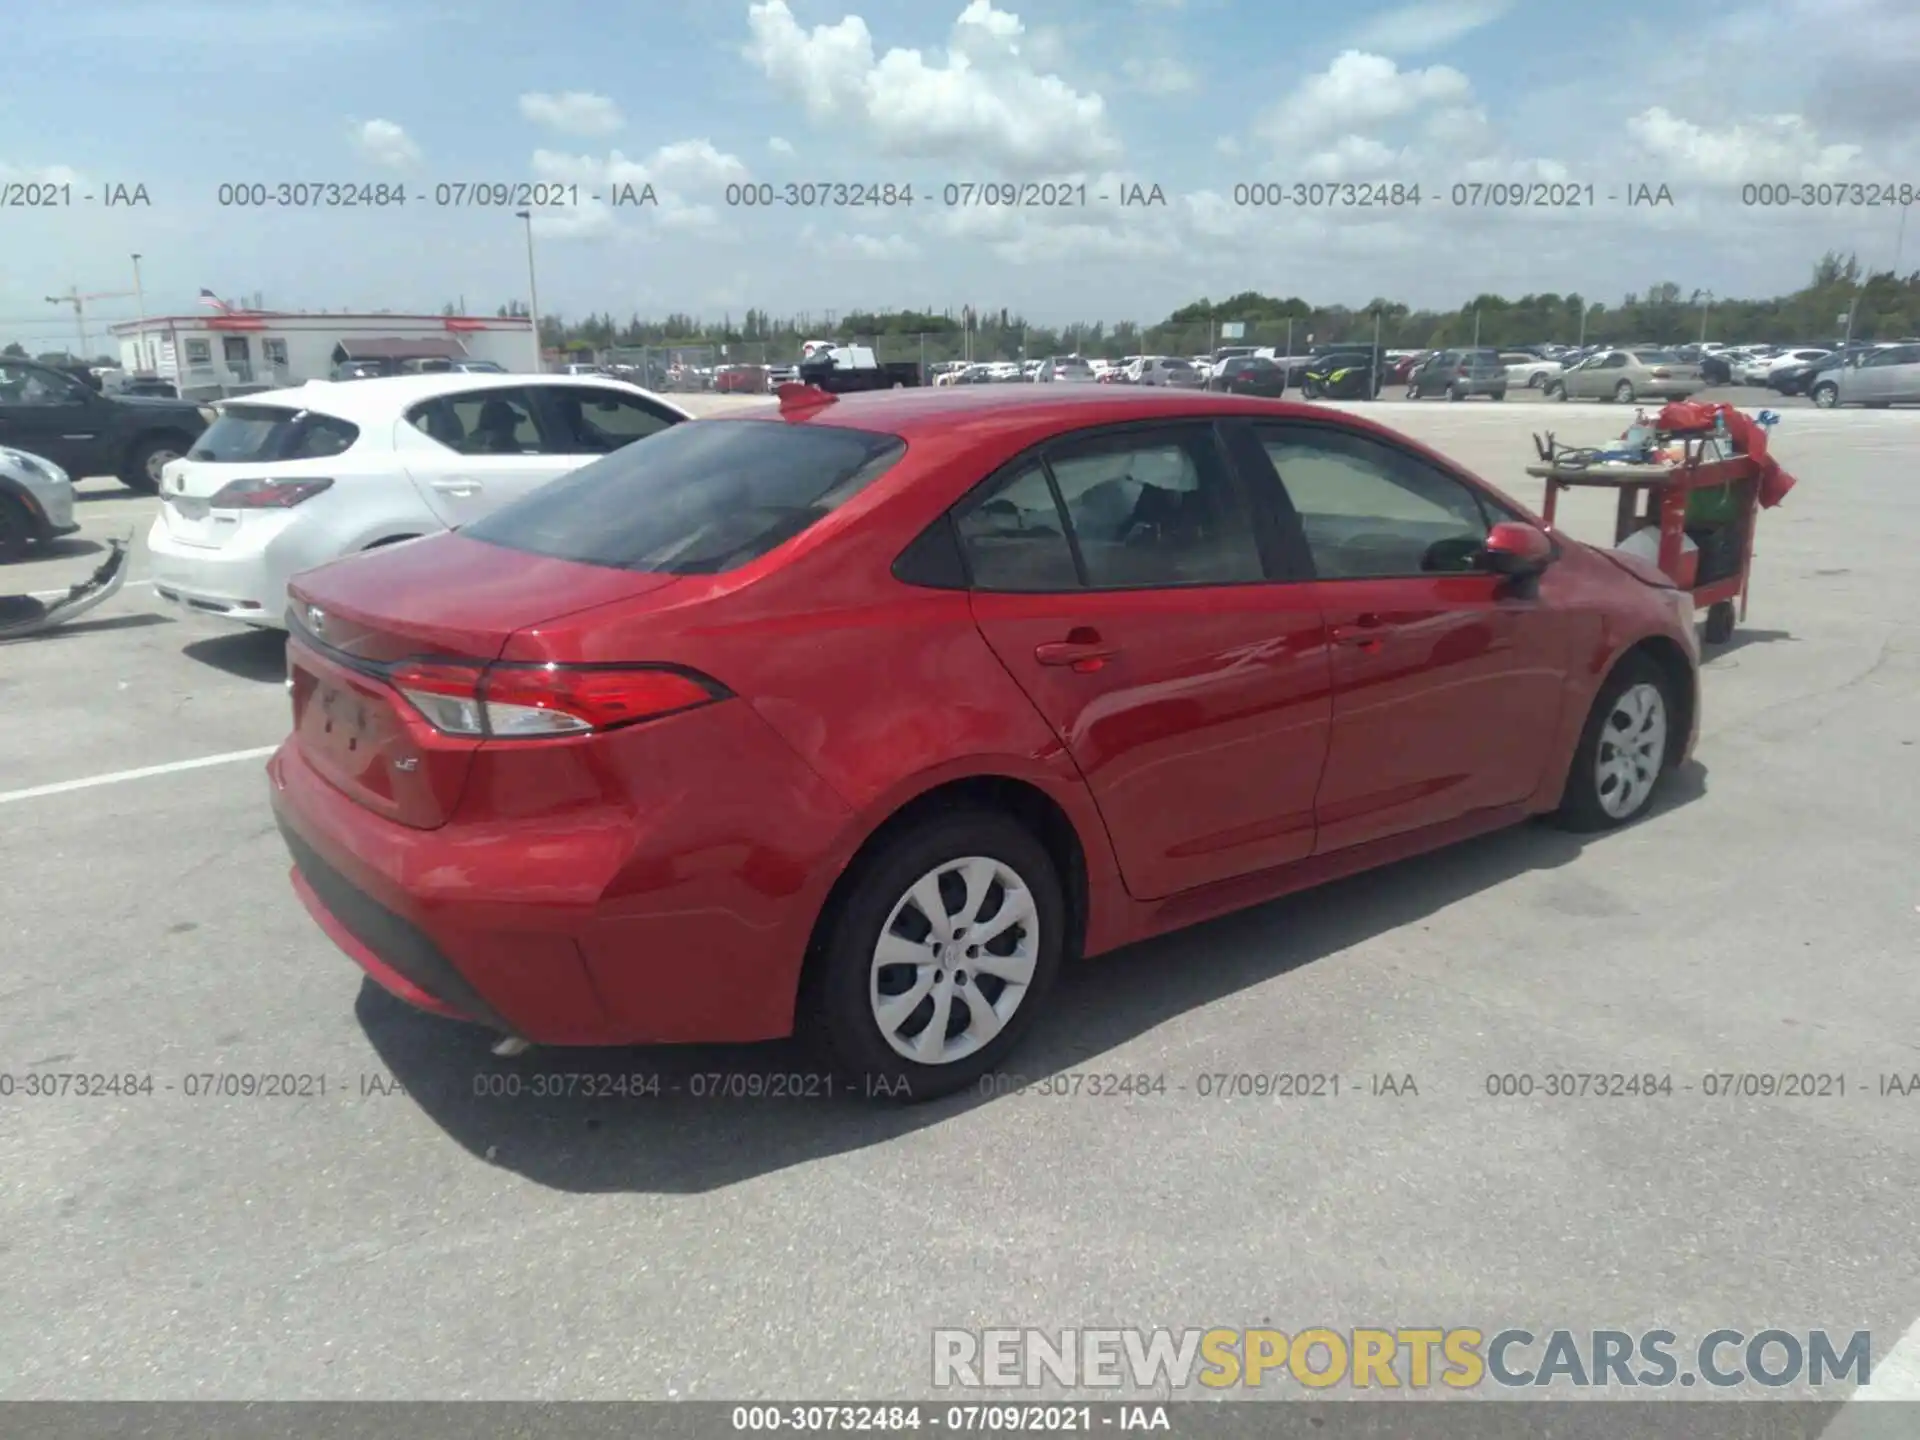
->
[1478,521,1555,577]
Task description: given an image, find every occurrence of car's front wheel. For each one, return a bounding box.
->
[1551,654,1676,832]
[804,810,1066,1102]
[1547,381,1567,401]
[1613,380,1636,403]
[0,495,32,563]
[1811,381,1839,408]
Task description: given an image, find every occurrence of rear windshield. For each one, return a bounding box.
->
[463,419,906,575]
[1633,351,1681,364]
[188,405,360,462]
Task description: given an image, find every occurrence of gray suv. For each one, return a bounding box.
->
[1406,348,1508,401]
[1810,343,1920,408]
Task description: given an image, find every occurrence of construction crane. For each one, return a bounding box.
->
[44,286,137,361]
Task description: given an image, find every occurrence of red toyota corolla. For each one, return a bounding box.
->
[269,385,1700,1100]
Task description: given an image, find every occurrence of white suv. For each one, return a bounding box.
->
[146,373,690,629]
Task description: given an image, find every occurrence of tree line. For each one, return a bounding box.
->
[496,252,1915,362]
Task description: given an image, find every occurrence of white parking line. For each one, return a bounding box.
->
[0,746,279,806]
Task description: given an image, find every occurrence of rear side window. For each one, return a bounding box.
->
[464,419,905,575]
[188,405,360,462]
[405,386,550,456]
[541,385,681,454]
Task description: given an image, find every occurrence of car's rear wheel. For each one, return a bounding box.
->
[1490,388,1506,401]
[1551,654,1675,832]
[121,434,187,495]
[1547,381,1567,401]
[1447,384,1463,401]
[1528,371,1548,388]
[1405,384,1420,400]
[805,810,1066,1102]
[1613,380,1636,403]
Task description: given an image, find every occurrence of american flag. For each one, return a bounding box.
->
[198,288,231,312]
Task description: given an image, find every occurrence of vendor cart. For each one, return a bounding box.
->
[1526,431,1761,645]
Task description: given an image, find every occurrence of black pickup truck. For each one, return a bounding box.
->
[796,345,922,393]
[0,358,209,493]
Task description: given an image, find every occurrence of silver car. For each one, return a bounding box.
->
[1810,342,1920,408]
[0,445,79,563]
[1549,348,1703,403]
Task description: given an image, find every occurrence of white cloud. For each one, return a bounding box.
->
[528,140,749,240]
[1123,56,1196,96]
[0,162,83,186]
[519,91,626,137]
[802,226,922,261]
[1259,51,1472,148]
[1344,0,1515,55]
[769,136,795,154]
[351,119,420,169]
[744,0,1121,175]
[1215,136,1240,157]
[1625,107,1864,185]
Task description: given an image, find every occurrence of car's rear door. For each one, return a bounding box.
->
[0,363,105,476]
[399,384,583,527]
[1245,419,1570,853]
[961,420,1332,901]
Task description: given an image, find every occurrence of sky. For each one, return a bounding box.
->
[4,0,1918,349]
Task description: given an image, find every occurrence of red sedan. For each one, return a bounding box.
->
[269,385,1700,1100]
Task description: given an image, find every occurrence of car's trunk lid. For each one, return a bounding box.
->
[284,532,680,828]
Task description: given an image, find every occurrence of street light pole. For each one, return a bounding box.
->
[131,254,148,369]
[514,210,542,371]
[1698,290,1713,343]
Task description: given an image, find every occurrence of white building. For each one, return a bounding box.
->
[109,311,540,397]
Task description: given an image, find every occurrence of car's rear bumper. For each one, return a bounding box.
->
[147,515,292,627]
[266,698,858,1046]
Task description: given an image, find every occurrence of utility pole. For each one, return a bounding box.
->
[130,255,148,369]
[1576,303,1587,347]
[1471,307,1481,348]
[513,211,542,370]
[1698,290,1713,343]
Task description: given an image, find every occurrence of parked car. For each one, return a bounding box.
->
[1406,348,1507,401]
[1128,356,1207,388]
[1206,355,1287,398]
[1389,351,1432,384]
[1697,351,1735,386]
[1547,349,1702,403]
[146,373,691,629]
[0,444,79,562]
[1769,345,1872,395]
[1753,348,1832,386]
[1034,356,1096,383]
[0,357,209,493]
[1810,342,1920,408]
[269,384,1702,1101]
[104,373,181,399]
[714,364,772,395]
[1500,351,1562,389]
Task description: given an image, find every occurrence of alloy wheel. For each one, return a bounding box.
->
[1595,682,1668,820]
[869,856,1039,1066]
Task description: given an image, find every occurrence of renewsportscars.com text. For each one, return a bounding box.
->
[931,1327,1872,1391]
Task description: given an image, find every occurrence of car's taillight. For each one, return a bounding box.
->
[1457,364,1470,375]
[210,477,334,508]
[1651,368,1672,378]
[388,660,723,738]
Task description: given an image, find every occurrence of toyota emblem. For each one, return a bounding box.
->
[306,606,326,638]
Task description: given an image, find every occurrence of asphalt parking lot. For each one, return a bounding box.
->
[2,386,1916,1413]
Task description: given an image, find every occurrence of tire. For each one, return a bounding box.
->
[1405,385,1420,401]
[1550,654,1677,833]
[1301,380,1321,400]
[1490,388,1507,401]
[1612,380,1635,403]
[1811,382,1839,408]
[1447,385,1463,402]
[802,809,1067,1103]
[0,495,32,564]
[1704,601,1736,645]
[1547,382,1567,401]
[121,433,189,494]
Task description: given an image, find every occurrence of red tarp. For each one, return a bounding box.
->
[1654,401,1798,508]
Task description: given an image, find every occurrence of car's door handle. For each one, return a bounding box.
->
[1035,628,1116,672]
[1328,614,1390,647]
[431,478,481,497]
